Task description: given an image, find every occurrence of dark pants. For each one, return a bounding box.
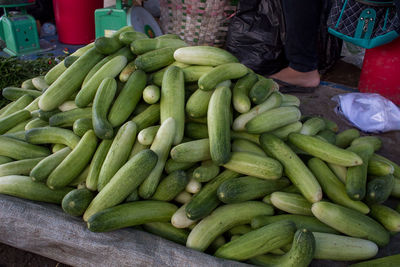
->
[281,0,322,72]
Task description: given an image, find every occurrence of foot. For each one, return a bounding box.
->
[269,67,320,88]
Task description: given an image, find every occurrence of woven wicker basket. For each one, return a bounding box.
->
[160,0,238,47]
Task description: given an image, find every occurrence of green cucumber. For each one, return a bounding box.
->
[0,109,31,134]
[368,157,394,176]
[170,139,211,163]
[0,135,50,160]
[0,94,34,118]
[231,139,266,157]
[185,177,202,194]
[85,139,113,191]
[365,174,394,204]
[152,170,189,201]
[39,47,104,111]
[2,87,42,101]
[248,229,315,267]
[119,30,148,45]
[94,36,123,55]
[0,156,13,165]
[37,109,61,122]
[198,63,247,91]
[222,152,282,180]
[335,128,360,148]
[372,153,400,178]
[327,162,347,183]
[186,201,274,251]
[259,133,322,203]
[6,119,32,134]
[288,133,363,166]
[119,60,136,82]
[164,159,195,174]
[249,78,277,105]
[130,38,187,55]
[52,143,67,153]
[227,225,253,236]
[174,191,192,205]
[75,55,127,108]
[270,192,312,215]
[349,254,400,267]
[313,232,378,261]
[61,188,95,216]
[73,118,93,137]
[49,107,92,127]
[217,176,290,204]
[269,121,302,140]
[230,131,260,145]
[46,130,98,189]
[0,175,73,203]
[125,189,139,202]
[97,121,137,191]
[232,72,258,113]
[351,136,382,151]
[174,46,238,66]
[311,201,390,247]
[128,140,149,159]
[63,55,79,68]
[21,78,35,89]
[137,125,160,145]
[142,85,160,104]
[160,66,185,145]
[30,147,71,182]
[3,130,26,141]
[369,204,400,232]
[0,157,43,176]
[131,104,160,131]
[25,127,80,149]
[134,47,176,72]
[280,94,300,107]
[182,66,213,82]
[92,77,116,139]
[316,129,337,144]
[32,76,49,91]
[87,200,177,232]
[109,69,147,127]
[185,89,213,118]
[300,117,326,135]
[25,118,48,131]
[171,203,197,229]
[143,222,189,246]
[150,61,189,86]
[308,157,370,214]
[193,160,220,182]
[139,117,176,199]
[184,122,208,139]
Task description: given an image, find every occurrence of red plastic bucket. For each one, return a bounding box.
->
[358,37,400,105]
[53,0,103,44]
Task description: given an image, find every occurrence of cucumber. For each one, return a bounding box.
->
[51,143,67,153]
[232,72,258,113]
[215,220,295,261]
[246,106,301,134]
[131,104,160,131]
[94,36,123,55]
[108,70,147,127]
[73,118,93,137]
[36,109,61,122]
[368,157,394,176]
[182,66,213,83]
[150,61,189,86]
[185,89,213,118]
[248,229,315,267]
[269,121,302,140]
[349,254,400,267]
[346,143,375,200]
[193,160,220,182]
[25,127,80,149]
[164,159,195,174]
[6,120,31,134]
[313,232,378,261]
[185,177,202,194]
[119,30,148,45]
[369,204,400,232]
[68,164,90,187]
[174,191,192,205]
[87,200,177,232]
[119,60,136,82]
[259,134,322,203]
[198,63,247,91]
[0,135,50,160]
[84,149,158,221]
[160,66,185,145]
[300,117,326,135]
[327,162,347,183]
[139,118,176,199]
[125,189,139,202]
[92,77,116,139]
[2,87,42,101]
[142,85,160,104]
[222,152,282,180]
[170,139,211,163]
[351,136,382,151]
[207,86,231,165]
[365,174,394,204]
[185,170,241,220]
[57,100,78,112]
[39,48,104,111]
[308,157,370,214]
[316,129,337,144]
[249,78,277,105]
[335,128,360,148]
[130,38,187,55]
[63,55,79,68]
[227,225,253,236]
[231,139,266,157]
[217,176,290,204]
[134,47,176,72]
[171,203,197,229]
[230,131,260,145]
[311,201,390,247]
[46,130,98,189]
[186,201,274,251]
[97,121,137,191]
[174,46,238,66]
[1,94,34,118]
[0,157,43,176]
[373,153,400,178]
[0,156,13,165]
[152,170,189,201]
[61,188,95,216]
[280,93,300,107]
[30,147,71,182]
[0,110,31,134]
[85,139,113,191]
[32,76,49,91]
[49,107,92,127]
[75,55,127,108]
[143,222,189,246]
[0,175,73,203]
[184,122,208,139]
[288,133,363,166]
[21,78,35,89]
[128,140,149,159]
[137,125,160,145]
[25,118,48,131]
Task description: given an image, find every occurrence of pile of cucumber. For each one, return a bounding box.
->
[0,26,399,266]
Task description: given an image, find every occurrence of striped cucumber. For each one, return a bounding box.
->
[0,158,43,177]
[198,63,247,91]
[170,139,211,163]
[1,94,34,118]
[134,47,176,72]
[0,110,31,134]
[300,117,326,135]
[0,135,50,160]
[25,127,80,149]
[85,139,113,191]
[174,46,238,66]
[2,87,41,101]
[25,118,48,131]
[231,139,266,157]
[30,147,71,182]
[49,107,92,127]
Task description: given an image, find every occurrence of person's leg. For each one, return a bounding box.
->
[270,0,321,88]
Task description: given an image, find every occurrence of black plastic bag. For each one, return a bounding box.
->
[225,0,287,75]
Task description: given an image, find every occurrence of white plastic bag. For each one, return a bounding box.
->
[332,93,400,133]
